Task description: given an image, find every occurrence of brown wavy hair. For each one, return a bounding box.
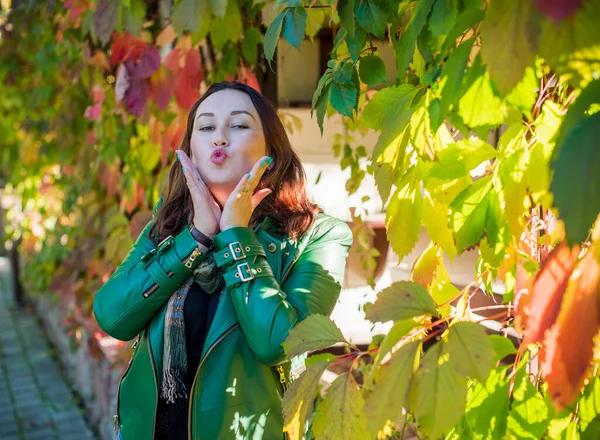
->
[149,81,323,244]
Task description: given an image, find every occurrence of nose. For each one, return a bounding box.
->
[212,127,229,147]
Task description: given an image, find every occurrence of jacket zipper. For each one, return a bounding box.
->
[275,364,287,392]
[142,247,202,298]
[148,331,158,440]
[187,323,240,440]
[113,336,140,433]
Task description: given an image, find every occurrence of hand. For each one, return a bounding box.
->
[177,149,222,238]
[219,156,273,231]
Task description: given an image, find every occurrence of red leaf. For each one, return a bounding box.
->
[136,46,161,78]
[163,47,182,73]
[83,103,102,120]
[531,0,583,23]
[520,241,580,346]
[92,84,105,104]
[110,32,145,66]
[149,66,175,110]
[540,250,600,409]
[239,66,261,93]
[124,60,150,118]
[162,117,184,160]
[175,70,200,109]
[183,49,201,78]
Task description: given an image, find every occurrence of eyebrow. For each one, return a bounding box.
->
[196,110,256,121]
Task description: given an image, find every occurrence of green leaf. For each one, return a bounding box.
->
[450,176,493,253]
[171,0,204,35]
[489,335,516,362]
[242,27,263,65]
[506,375,550,438]
[446,322,495,382]
[409,341,467,439]
[458,55,506,128]
[440,8,484,55]
[338,0,355,37]
[94,0,119,44]
[264,11,285,63]
[554,79,600,148]
[537,0,600,89]
[365,341,421,437]
[123,0,145,36]
[498,148,529,237]
[526,141,553,207]
[550,112,600,244]
[480,191,510,269]
[364,281,437,323]
[461,367,510,438]
[305,352,337,368]
[536,100,564,147]
[386,167,424,260]
[283,314,348,359]
[359,55,387,86]
[305,8,326,40]
[282,7,307,49]
[355,0,386,39]
[432,38,474,131]
[330,65,359,117]
[430,139,497,180]
[283,361,331,440]
[373,126,409,204]
[579,377,600,433]
[312,373,370,440]
[362,85,418,130]
[422,194,457,259]
[395,0,436,76]
[373,320,420,367]
[208,0,227,18]
[505,66,537,120]
[409,91,433,156]
[346,27,367,63]
[479,0,540,95]
[429,0,458,37]
[313,82,331,135]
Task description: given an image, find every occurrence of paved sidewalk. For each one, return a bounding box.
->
[0,257,97,440]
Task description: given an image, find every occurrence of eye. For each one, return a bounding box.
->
[232,124,249,130]
[199,126,214,131]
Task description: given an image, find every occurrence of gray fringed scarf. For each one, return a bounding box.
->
[160,250,224,404]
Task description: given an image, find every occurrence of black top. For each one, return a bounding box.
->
[154,281,221,440]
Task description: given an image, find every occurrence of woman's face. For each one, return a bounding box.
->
[190,89,267,198]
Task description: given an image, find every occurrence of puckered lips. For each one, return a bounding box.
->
[210,147,228,164]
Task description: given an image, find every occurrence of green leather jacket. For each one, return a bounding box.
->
[93,198,353,440]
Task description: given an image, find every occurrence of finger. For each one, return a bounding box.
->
[245,156,272,190]
[176,150,206,189]
[251,188,273,210]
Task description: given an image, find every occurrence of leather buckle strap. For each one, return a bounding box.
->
[140,235,175,266]
[223,262,272,287]
[215,243,265,267]
[237,262,254,282]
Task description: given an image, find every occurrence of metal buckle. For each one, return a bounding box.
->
[157,235,174,253]
[229,242,246,261]
[237,262,254,282]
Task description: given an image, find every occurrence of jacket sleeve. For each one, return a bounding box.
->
[93,198,209,341]
[212,220,353,366]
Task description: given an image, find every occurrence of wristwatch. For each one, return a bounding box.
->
[189,224,214,249]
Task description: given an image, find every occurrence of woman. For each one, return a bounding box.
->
[93,81,353,440]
